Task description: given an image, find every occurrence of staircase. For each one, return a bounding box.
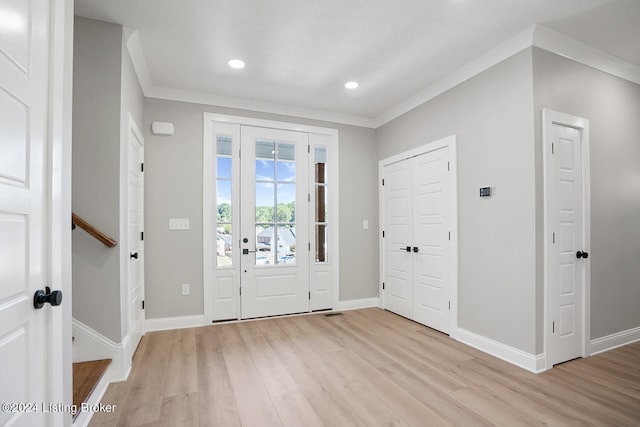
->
[71,214,118,422]
[72,359,111,420]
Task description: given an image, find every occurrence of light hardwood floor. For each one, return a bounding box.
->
[90,308,640,426]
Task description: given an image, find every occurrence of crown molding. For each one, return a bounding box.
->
[532,24,640,86]
[124,27,152,93]
[372,26,536,127]
[125,24,640,130]
[145,85,377,128]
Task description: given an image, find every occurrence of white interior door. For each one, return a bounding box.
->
[412,147,451,334]
[127,116,145,350]
[0,0,60,424]
[240,126,310,319]
[548,121,586,366]
[383,160,413,319]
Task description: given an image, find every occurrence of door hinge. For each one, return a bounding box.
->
[308,193,311,202]
[141,163,144,172]
[239,149,241,159]
[309,242,311,251]
[551,143,555,155]
[448,301,451,310]
[552,232,556,244]
[448,231,451,241]
[240,287,242,296]
[142,300,145,310]
[308,291,311,300]
[447,162,450,171]
[382,230,385,238]
[308,144,310,153]
[382,178,385,186]
[141,231,144,241]
[552,321,555,334]
[382,282,385,290]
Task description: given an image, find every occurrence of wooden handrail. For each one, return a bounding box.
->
[72,213,118,248]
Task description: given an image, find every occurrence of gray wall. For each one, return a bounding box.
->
[533,48,640,340]
[377,49,538,354]
[72,17,145,342]
[72,17,123,342]
[143,98,378,319]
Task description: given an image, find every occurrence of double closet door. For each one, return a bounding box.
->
[383,146,453,334]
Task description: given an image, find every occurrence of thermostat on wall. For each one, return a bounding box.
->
[151,121,174,135]
[480,187,491,197]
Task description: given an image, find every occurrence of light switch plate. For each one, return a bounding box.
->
[169,218,190,230]
[363,220,369,229]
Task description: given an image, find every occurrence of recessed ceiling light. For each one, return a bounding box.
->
[345,81,359,89]
[228,59,245,69]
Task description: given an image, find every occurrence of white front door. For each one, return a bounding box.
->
[383,159,413,319]
[127,116,145,350]
[412,147,451,333]
[240,126,310,319]
[0,0,63,424]
[546,117,587,366]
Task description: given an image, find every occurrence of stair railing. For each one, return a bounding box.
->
[71,213,118,248]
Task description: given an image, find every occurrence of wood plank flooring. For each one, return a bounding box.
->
[73,359,111,419]
[89,308,640,426]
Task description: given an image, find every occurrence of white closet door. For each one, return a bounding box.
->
[382,145,453,334]
[412,147,451,334]
[383,160,413,319]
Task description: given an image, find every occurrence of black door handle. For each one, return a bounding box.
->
[130,252,138,259]
[34,289,63,309]
[413,246,419,253]
[405,246,411,252]
[576,251,589,259]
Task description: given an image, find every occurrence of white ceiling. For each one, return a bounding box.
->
[74,0,640,127]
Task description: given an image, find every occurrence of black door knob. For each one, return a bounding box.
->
[130,252,138,259]
[413,246,419,253]
[576,251,589,259]
[405,246,411,252]
[34,289,63,309]
[243,238,249,243]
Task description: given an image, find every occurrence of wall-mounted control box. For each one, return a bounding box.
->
[480,187,491,197]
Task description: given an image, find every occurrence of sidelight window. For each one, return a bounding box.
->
[215,135,233,267]
[315,146,328,262]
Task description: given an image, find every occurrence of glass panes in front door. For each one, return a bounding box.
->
[255,140,296,265]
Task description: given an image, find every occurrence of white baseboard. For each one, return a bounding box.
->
[337,297,380,311]
[456,328,546,373]
[144,303,383,332]
[72,319,132,382]
[589,326,640,356]
[145,314,206,332]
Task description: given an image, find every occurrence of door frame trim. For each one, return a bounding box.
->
[203,113,339,323]
[124,113,145,347]
[542,109,591,370]
[378,135,459,336]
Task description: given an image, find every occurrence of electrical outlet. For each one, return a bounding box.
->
[181,283,190,296]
